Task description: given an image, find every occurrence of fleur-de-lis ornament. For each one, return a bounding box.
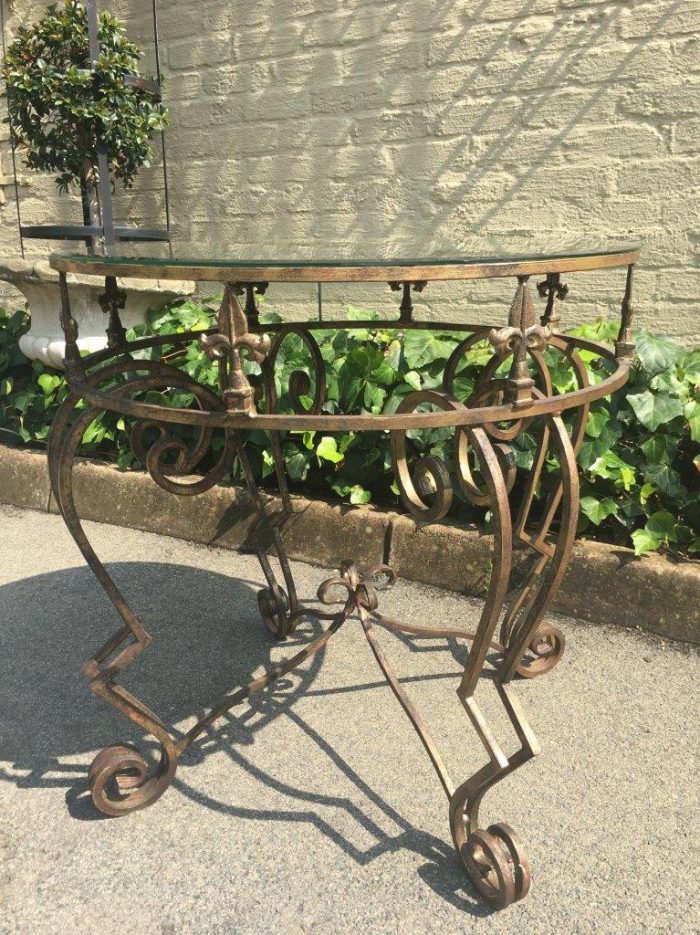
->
[200,283,271,412]
[489,276,551,408]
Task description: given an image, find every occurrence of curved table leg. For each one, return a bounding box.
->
[49,395,179,816]
[447,426,539,908]
[47,398,326,816]
[449,414,579,905]
[328,427,540,908]
[365,415,579,907]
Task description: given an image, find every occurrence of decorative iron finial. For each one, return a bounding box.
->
[489,277,551,407]
[537,272,568,330]
[200,284,271,413]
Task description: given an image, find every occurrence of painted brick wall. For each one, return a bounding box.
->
[2,0,699,344]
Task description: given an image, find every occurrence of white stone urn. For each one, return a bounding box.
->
[0,258,195,370]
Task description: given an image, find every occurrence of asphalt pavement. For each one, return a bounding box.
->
[0,504,698,935]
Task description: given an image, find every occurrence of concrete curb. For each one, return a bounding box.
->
[1,444,698,644]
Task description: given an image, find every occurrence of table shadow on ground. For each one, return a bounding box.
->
[0,560,493,917]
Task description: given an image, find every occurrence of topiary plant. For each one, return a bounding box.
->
[2,0,168,232]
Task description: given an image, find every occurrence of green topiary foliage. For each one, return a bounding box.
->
[2,0,168,194]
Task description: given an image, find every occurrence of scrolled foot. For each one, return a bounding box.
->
[88,743,176,817]
[258,584,296,639]
[515,623,565,678]
[460,823,531,909]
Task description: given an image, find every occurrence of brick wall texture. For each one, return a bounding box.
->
[1,0,699,344]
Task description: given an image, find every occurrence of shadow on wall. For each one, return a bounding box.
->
[144,0,685,250]
[0,560,493,916]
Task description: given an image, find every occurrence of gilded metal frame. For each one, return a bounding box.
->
[47,249,637,909]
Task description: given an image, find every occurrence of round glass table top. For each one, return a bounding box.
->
[50,238,640,282]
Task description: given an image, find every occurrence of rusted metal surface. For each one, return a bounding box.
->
[47,252,636,910]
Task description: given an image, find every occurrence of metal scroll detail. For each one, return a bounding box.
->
[94,360,236,497]
[488,276,552,408]
[46,355,247,814]
[58,272,82,377]
[99,275,128,348]
[386,412,580,907]
[448,414,579,907]
[538,272,568,330]
[321,424,556,908]
[390,391,461,522]
[254,326,328,636]
[260,326,327,416]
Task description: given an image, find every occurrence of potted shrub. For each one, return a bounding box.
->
[2,0,169,245]
[0,0,192,367]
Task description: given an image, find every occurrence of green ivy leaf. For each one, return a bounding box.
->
[404,370,422,391]
[630,528,661,556]
[627,390,684,431]
[681,353,700,387]
[639,482,656,506]
[646,511,678,543]
[37,373,61,395]
[588,449,634,480]
[580,495,618,525]
[639,434,676,465]
[578,420,622,469]
[585,407,609,438]
[285,451,310,481]
[385,339,402,371]
[634,330,684,375]
[81,418,105,445]
[349,484,371,505]
[260,449,275,479]
[684,400,700,443]
[618,465,636,491]
[643,463,684,498]
[402,331,456,369]
[316,436,344,464]
[363,382,386,411]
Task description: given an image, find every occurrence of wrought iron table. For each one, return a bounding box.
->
[48,243,638,909]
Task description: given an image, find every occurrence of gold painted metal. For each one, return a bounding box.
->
[47,248,637,910]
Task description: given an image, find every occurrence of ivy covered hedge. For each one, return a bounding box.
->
[0,301,698,558]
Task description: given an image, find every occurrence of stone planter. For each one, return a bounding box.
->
[0,258,195,370]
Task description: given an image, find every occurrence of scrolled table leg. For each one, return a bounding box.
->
[85,682,178,817]
[443,427,538,907]
[49,393,180,816]
[450,793,531,909]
